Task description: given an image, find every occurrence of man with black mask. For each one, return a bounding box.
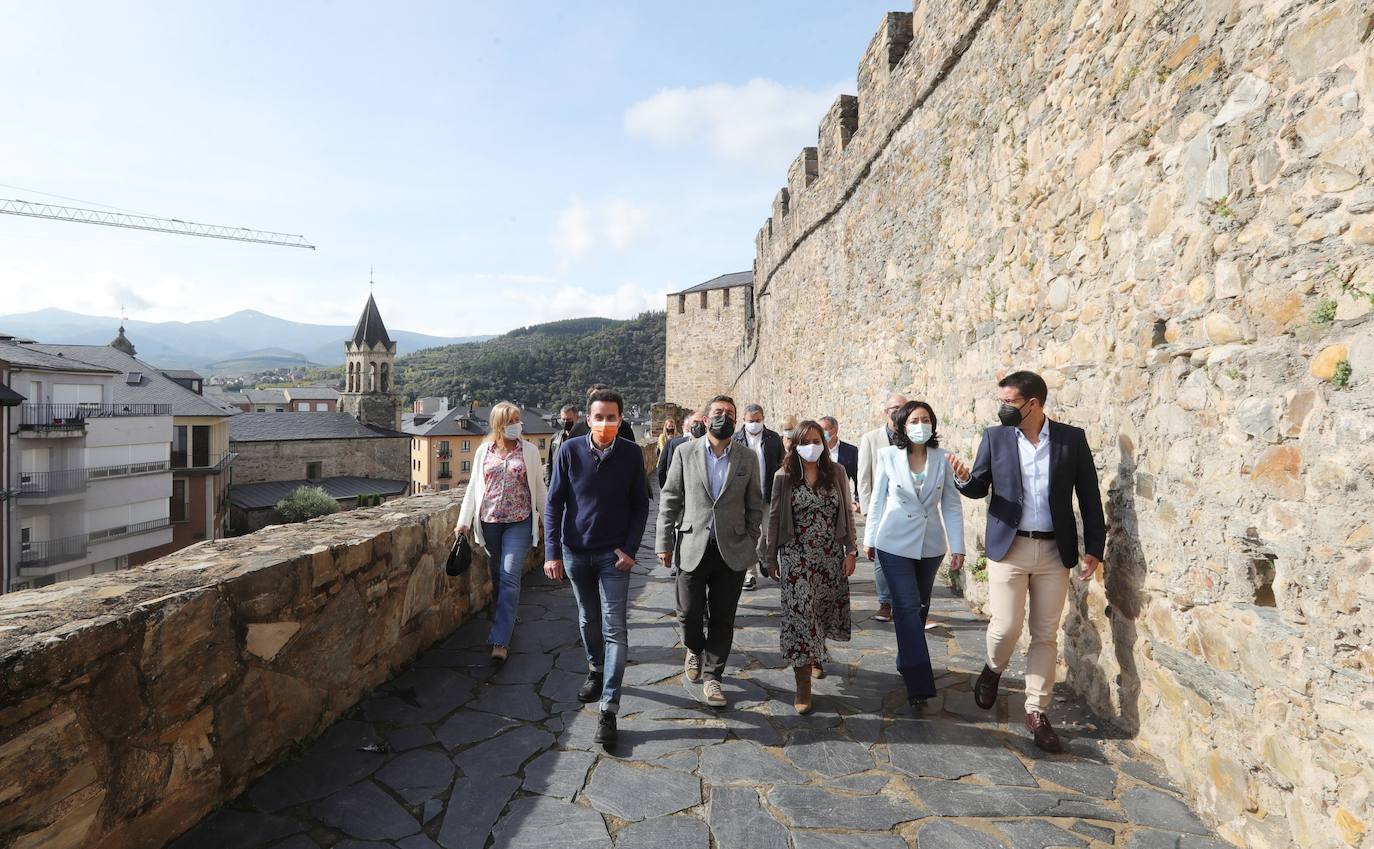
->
[546,404,580,484]
[657,408,705,489]
[732,403,784,590]
[948,370,1105,753]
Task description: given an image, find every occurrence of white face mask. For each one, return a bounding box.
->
[744,421,764,435]
[797,443,824,463]
[906,423,932,444]
[503,423,523,439]
[782,429,796,439]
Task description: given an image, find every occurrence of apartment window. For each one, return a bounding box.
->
[438,440,451,457]
[677,294,685,314]
[461,440,471,452]
[461,460,471,472]
[297,402,309,411]
[316,402,328,411]
[306,462,322,480]
[170,479,189,523]
[171,426,188,469]
[439,462,452,478]
[192,425,210,467]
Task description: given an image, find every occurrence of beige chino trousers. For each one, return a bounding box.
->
[985,536,1071,714]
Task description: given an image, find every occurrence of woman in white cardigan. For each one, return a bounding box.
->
[863,400,964,711]
[456,402,547,663]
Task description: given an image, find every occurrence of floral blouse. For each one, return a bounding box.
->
[479,442,532,523]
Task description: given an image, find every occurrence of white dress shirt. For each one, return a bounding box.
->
[1016,419,1053,532]
[745,431,766,497]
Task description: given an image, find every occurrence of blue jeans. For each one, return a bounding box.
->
[876,550,943,699]
[482,518,533,648]
[564,546,631,714]
[873,554,892,605]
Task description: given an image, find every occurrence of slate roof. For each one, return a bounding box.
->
[402,405,554,438]
[27,344,229,417]
[350,294,394,349]
[230,411,408,442]
[245,389,288,405]
[160,369,204,381]
[283,387,340,401]
[673,270,752,295]
[0,384,25,405]
[0,341,118,374]
[229,476,409,511]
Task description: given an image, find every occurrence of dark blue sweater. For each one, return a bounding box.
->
[545,435,650,560]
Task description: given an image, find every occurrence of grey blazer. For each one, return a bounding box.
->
[655,437,764,572]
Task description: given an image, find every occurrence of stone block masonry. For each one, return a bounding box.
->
[665,283,751,413]
[675,1,1374,847]
[0,490,538,849]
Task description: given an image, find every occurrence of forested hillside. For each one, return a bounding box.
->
[394,312,665,410]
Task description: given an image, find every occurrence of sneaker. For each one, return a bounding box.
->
[578,671,603,704]
[702,679,727,707]
[873,603,893,622]
[594,710,618,745]
[743,574,757,591]
[490,644,508,665]
[684,651,702,683]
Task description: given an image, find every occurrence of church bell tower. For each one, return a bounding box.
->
[339,293,400,430]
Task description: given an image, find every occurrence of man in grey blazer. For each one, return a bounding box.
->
[656,394,764,707]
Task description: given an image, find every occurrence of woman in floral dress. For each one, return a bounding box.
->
[764,420,858,713]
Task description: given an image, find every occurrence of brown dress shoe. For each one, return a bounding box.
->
[1025,711,1063,752]
[793,665,814,714]
[974,664,1001,709]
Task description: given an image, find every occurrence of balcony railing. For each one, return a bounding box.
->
[436,470,452,480]
[436,448,452,459]
[19,402,172,431]
[18,518,171,570]
[18,460,171,497]
[170,452,236,472]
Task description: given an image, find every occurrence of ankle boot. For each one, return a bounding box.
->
[793,664,814,715]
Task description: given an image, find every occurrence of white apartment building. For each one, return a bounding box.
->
[3,338,174,591]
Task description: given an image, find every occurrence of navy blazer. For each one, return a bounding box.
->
[954,421,1105,568]
[835,441,859,501]
[732,427,785,501]
[656,434,690,488]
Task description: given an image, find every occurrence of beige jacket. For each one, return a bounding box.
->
[764,467,858,573]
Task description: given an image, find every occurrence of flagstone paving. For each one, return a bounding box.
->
[172,499,1231,849]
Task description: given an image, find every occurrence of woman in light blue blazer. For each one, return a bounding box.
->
[863,400,965,711]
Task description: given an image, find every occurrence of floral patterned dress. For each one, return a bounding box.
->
[779,481,851,667]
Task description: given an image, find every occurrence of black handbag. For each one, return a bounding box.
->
[446,533,472,577]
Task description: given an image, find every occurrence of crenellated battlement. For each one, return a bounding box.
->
[753,0,1002,294]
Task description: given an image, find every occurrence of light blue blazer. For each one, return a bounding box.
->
[863,445,965,560]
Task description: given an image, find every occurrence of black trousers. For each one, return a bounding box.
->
[676,538,747,682]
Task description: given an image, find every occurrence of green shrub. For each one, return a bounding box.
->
[275,486,339,523]
[1333,360,1352,389]
[1310,299,1337,324]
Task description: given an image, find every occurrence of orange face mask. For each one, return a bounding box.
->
[589,421,618,443]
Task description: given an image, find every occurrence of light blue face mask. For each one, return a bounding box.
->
[906,423,932,444]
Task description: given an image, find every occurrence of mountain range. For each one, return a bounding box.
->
[0,308,487,374]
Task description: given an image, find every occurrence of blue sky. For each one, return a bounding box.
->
[1,1,895,337]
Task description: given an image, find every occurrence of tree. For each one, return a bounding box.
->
[275,486,339,523]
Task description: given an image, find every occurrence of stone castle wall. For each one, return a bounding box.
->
[683,1,1374,846]
[665,285,751,413]
[0,491,538,849]
[231,436,411,485]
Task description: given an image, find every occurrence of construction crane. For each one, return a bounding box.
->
[0,197,315,249]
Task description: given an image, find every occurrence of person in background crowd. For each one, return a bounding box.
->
[949,370,1104,753]
[658,408,705,489]
[863,400,964,713]
[571,384,636,443]
[763,420,857,714]
[656,395,764,708]
[456,402,548,664]
[657,413,680,454]
[780,414,800,454]
[546,404,580,484]
[820,416,860,512]
[545,388,651,747]
[733,403,784,590]
[857,393,907,622]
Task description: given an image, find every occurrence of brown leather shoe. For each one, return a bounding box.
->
[973,664,1001,709]
[1025,711,1063,753]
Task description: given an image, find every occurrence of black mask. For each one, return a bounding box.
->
[708,414,735,439]
[561,419,575,432]
[690,422,707,439]
[998,400,1030,428]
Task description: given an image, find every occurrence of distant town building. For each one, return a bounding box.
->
[339,293,400,431]
[241,386,339,413]
[227,411,408,532]
[401,400,554,496]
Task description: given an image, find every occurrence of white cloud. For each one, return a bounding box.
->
[549,197,655,270]
[624,78,845,170]
[513,281,671,326]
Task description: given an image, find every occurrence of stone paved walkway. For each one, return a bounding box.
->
[173,500,1231,849]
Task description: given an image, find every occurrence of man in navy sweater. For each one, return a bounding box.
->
[545,388,650,746]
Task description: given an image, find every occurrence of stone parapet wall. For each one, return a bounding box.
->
[709,1,1373,847]
[230,436,410,485]
[0,491,535,849]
